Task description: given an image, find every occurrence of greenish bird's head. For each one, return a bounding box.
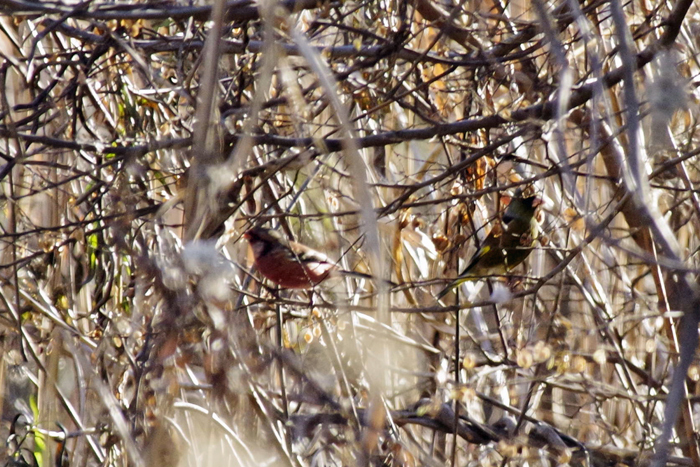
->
[503,191,539,224]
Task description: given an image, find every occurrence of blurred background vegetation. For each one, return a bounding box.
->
[0,0,699,465]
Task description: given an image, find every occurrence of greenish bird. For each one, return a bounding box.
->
[437,191,540,300]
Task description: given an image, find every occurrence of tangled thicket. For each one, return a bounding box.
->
[1,0,700,466]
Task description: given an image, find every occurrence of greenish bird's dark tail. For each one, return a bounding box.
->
[436,276,475,301]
